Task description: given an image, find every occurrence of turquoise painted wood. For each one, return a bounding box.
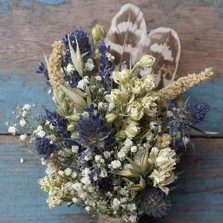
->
[185,79,223,133]
[0,73,55,133]
[0,136,97,223]
[167,139,223,223]
[0,0,66,14]
[0,0,223,222]
[1,137,223,223]
[1,73,222,134]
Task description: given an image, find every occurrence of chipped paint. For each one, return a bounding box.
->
[185,78,223,133]
[1,73,223,134]
[184,0,223,15]
[0,73,55,133]
[19,0,32,8]
[36,0,65,5]
[157,0,223,14]
[0,0,12,14]
[0,138,84,222]
[157,0,223,28]
[0,0,66,15]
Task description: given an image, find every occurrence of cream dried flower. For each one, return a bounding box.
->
[141,94,159,117]
[149,146,177,194]
[134,54,156,68]
[112,69,131,84]
[127,101,144,121]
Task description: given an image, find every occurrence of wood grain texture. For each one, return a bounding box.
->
[0,0,222,76]
[0,0,223,223]
[0,0,222,133]
[1,136,223,223]
[0,136,97,223]
[1,73,222,133]
[166,138,223,223]
[0,73,56,133]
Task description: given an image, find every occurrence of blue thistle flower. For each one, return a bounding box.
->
[76,106,115,148]
[98,41,108,53]
[167,97,209,149]
[136,187,171,219]
[63,28,92,56]
[184,97,209,125]
[98,176,114,192]
[34,137,58,159]
[76,105,116,160]
[98,41,115,91]
[168,97,209,134]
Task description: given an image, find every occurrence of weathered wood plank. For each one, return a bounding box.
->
[1,73,222,133]
[0,0,222,134]
[0,0,223,133]
[0,0,222,76]
[0,72,55,133]
[1,136,223,223]
[165,138,223,223]
[0,135,97,223]
[184,80,223,133]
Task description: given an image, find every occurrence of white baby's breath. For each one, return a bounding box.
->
[106,52,115,61]
[130,146,137,153]
[77,76,89,90]
[112,198,121,209]
[37,130,46,137]
[85,206,91,212]
[8,126,17,135]
[40,157,47,166]
[124,138,133,147]
[95,75,102,81]
[19,134,27,141]
[71,145,79,153]
[66,63,75,73]
[23,104,32,111]
[103,151,111,159]
[58,170,64,177]
[110,160,121,169]
[85,58,94,71]
[64,168,72,176]
[117,150,126,160]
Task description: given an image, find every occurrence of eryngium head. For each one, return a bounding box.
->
[136,186,171,219]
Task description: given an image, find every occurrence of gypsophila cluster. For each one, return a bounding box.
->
[7,104,36,137]
[8,4,213,223]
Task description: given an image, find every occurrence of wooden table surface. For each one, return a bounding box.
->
[0,0,223,222]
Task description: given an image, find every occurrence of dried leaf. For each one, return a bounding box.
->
[140,149,150,172]
[60,85,87,108]
[126,157,143,174]
[68,38,83,77]
[114,169,138,178]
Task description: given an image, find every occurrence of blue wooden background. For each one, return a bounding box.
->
[0,0,223,222]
